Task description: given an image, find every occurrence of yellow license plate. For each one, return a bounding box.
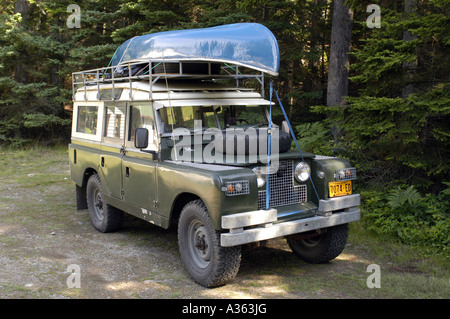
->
[329,181,352,198]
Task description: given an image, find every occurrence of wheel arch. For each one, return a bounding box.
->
[169,192,203,229]
[83,167,98,186]
[75,167,98,210]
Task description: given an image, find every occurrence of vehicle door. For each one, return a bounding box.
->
[99,103,126,199]
[121,102,158,213]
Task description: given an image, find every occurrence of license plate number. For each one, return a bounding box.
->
[329,181,352,198]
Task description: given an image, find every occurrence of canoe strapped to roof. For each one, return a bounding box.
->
[110,23,280,76]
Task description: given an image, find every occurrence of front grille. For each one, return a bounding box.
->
[257,160,307,210]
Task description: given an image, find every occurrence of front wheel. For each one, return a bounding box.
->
[178,200,241,288]
[287,224,349,264]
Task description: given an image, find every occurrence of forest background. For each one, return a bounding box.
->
[0,0,449,259]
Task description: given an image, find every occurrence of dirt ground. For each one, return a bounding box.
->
[0,148,448,299]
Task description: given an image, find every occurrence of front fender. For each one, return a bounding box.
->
[157,161,257,230]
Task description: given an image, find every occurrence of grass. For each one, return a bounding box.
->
[350,215,449,274]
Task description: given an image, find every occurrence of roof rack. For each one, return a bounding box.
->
[72,60,265,102]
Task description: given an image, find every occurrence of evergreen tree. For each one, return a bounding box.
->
[0,0,70,145]
[318,0,450,190]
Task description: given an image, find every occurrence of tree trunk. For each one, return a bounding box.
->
[326,0,353,107]
[401,0,418,98]
[14,0,30,84]
[14,0,29,22]
[288,60,294,116]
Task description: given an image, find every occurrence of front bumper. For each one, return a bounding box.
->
[220,194,360,247]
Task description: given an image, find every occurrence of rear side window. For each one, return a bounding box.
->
[104,106,125,139]
[76,105,98,135]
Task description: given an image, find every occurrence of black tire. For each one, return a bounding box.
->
[278,130,292,153]
[287,224,349,264]
[86,174,124,233]
[178,200,241,288]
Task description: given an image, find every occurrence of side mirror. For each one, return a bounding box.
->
[134,128,148,149]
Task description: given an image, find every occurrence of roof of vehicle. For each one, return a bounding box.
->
[74,80,272,106]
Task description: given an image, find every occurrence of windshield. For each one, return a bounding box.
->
[158,105,268,133]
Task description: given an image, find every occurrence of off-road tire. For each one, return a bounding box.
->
[86,174,124,233]
[178,200,241,288]
[287,224,349,264]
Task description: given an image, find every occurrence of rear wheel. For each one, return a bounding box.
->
[86,174,123,233]
[287,224,349,263]
[178,200,241,287]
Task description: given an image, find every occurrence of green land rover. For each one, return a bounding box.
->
[69,23,360,287]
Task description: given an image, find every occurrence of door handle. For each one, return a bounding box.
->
[101,156,105,167]
[125,166,130,178]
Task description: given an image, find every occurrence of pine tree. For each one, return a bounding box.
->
[321,0,450,190]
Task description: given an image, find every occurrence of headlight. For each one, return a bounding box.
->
[294,162,311,182]
[252,167,266,188]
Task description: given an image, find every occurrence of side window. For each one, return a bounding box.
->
[104,106,125,140]
[99,88,123,101]
[77,105,98,135]
[129,104,155,144]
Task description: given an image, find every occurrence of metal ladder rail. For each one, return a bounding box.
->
[72,60,266,101]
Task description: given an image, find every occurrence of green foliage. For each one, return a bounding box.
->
[295,121,334,155]
[363,185,450,258]
[0,1,72,146]
[23,113,71,129]
[313,1,450,190]
[317,84,450,187]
